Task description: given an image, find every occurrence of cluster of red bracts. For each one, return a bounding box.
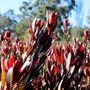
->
[0,12,58,90]
[0,12,90,90]
[64,19,69,43]
[44,41,90,90]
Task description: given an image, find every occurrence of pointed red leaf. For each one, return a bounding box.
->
[7,54,15,68]
[52,45,60,64]
[71,56,80,66]
[54,65,59,75]
[59,49,64,64]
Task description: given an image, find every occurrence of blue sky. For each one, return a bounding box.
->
[0,0,26,14]
[0,0,90,27]
[70,0,90,27]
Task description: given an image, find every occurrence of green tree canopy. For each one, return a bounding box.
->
[0,10,17,33]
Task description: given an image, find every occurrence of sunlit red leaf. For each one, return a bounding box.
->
[60,51,64,65]
[53,65,59,75]
[84,30,89,40]
[65,52,71,71]
[7,54,15,68]
[52,45,60,64]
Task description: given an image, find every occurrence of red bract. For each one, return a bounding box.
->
[53,65,59,75]
[46,12,58,34]
[36,19,44,30]
[7,54,15,69]
[65,19,69,27]
[4,31,11,38]
[1,54,15,73]
[66,44,73,53]
[84,30,89,41]
[49,12,58,26]
[59,49,64,64]
[52,45,60,64]
[4,31,11,43]
[64,19,69,31]
[52,44,64,65]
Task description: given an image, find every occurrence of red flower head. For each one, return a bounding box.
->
[46,12,58,34]
[84,30,89,41]
[36,19,44,30]
[64,19,69,31]
[48,12,58,26]
[4,31,11,43]
[65,19,69,27]
[4,31,11,38]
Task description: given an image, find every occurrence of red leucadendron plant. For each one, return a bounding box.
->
[0,12,90,90]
